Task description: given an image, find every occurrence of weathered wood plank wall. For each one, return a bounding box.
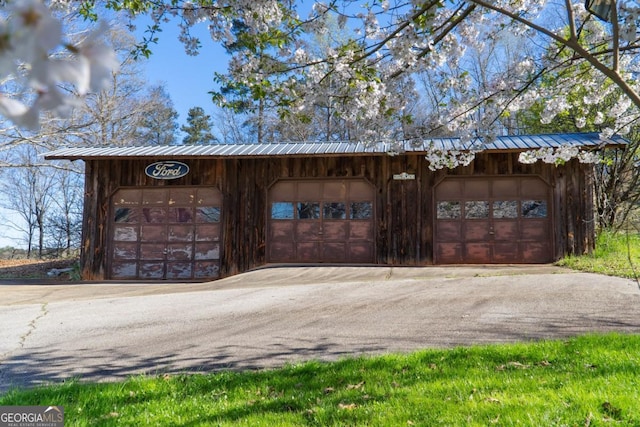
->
[79,152,593,279]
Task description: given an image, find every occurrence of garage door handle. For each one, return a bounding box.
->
[488,231,495,235]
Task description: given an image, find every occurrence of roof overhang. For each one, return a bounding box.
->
[44,133,627,161]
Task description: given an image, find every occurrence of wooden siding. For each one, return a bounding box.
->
[79,152,594,280]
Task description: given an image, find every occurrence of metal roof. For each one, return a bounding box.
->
[44,133,626,161]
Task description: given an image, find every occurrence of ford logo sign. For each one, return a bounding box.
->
[145,161,190,180]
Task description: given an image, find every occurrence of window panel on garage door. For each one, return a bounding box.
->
[435,177,552,264]
[110,187,222,280]
[268,179,375,263]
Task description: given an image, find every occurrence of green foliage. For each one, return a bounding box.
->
[77,1,98,21]
[3,334,640,426]
[180,107,217,145]
[132,85,179,145]
[557,230,640,278]
[104,0,156,13]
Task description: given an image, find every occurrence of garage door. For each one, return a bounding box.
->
[109,187,222,279]
[434,176,552,264]
[268,179,375,263]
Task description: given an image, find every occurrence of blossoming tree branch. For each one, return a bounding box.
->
[102,0,638,164]
[2,0,639,168]
[0,0,118,130]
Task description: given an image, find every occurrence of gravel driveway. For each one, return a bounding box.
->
[1,265,639,392]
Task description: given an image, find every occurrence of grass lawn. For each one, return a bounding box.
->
[1,334,640,426]
[3,231,640,426]
[557,230,640,279]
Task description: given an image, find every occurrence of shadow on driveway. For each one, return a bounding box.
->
[1,266,640,393]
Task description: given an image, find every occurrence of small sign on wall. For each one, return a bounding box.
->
[145,161,190,180]
[393,172,415,180]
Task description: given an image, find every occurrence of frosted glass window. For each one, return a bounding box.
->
[324,202,346,219]
[465,201,489,219]
[522,200,547,218]
[493,201,518,219]
[271,202,294,219]
[297,202,320,219]
[437,201,461,219]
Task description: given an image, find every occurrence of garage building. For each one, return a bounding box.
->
[45,133,621,281]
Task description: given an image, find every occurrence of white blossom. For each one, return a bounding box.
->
[57,0,638,151]
[0,96,38,129]
[518,145,602,165]
[0,1,118,129]
[74,22,119,93]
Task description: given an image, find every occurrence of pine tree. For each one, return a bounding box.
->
[135,86,179,146]
[181,107,217,145]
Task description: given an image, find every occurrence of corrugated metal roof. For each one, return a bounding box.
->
[44,133,626,160]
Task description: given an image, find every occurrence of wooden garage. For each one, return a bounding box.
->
[45,133,623,281]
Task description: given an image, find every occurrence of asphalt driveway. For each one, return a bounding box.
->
[1,265,640,393]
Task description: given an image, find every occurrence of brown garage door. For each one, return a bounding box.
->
[109,187,222,279]
[268,179,375,263]
[434,176,552,264]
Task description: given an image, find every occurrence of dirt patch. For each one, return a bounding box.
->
[0,258,78,280]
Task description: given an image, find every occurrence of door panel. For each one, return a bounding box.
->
[167,262,192,279]
[435,177,552,264]
[270,222,294,241]
[437,243,463,263]
[113,262,136,278]
[521,221,548,239]
[436,221,462,241]
[195,243,219,260]
[113,242,136,259]
[195,224,220,241]
[110,187,222,280]
[350,222,373,240]
[349,243,374,263]
[296,222,322,241]
[269,242,294,262]
[194,262,219,278]
[140,263,163,279]
[167,244,192,260]
[464,221,491,240]
[268,179,375,263]
[168,225,193,242]
[522,242,549,263]
[141,225,166,241]
[297,242,320,261]
[493,243,516,263]
[464,180,490,198]
[493,221,518,240]
[323,222,347,240]
[323,243,347,262]
[114,226,137,241]
[140,243,164,260]
[466,243,491,262]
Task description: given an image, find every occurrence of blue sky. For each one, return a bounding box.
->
[135,18,229,138]
[0,21,233,249]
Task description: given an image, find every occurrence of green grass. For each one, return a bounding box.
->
[2,334,640,426]
[557,230,640,279]
[3,233,639,425]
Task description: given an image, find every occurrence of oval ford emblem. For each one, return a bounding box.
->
[145,161,190,180]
